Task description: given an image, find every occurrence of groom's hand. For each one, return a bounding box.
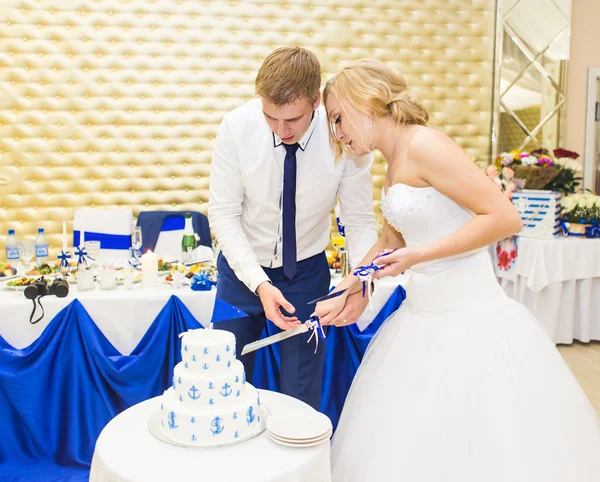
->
[331,290,369,327]
[256,282,301,331]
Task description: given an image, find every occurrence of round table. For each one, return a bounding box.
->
[89,390,332,482]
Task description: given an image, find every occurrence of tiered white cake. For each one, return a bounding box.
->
[160,329,262,446]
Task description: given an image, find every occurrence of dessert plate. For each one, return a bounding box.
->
[268,433,330,448]
[266,412,332,441]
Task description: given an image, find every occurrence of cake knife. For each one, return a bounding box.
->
[240,322,311,355]
[240,316,327,356]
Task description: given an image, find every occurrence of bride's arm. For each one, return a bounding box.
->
[313,219,405,324]
[374,128,522,278]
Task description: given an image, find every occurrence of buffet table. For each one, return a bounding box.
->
[89,391,331,482]
[493,236,600,344]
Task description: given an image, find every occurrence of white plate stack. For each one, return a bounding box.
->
[266,413,332,448]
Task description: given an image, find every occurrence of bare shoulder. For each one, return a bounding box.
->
[406,126,471,170]
[407,127,458,158]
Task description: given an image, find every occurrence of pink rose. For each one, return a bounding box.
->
[486,165,499,179]
[502,167,514,178]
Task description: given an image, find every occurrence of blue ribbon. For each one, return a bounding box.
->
[353,264,381,297]
[128,249,142,269]
[561,219,597,237]
[73,231,130,250]
[586,219,600,238]
[74,246,92,266]
[58,250,71,269]
[352,249,397,297]
[336,216,346,237]
[306,315,326,353]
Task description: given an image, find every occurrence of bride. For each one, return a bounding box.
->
[315,59,600,481]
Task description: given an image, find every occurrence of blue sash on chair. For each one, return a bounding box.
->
[73,231,131,250]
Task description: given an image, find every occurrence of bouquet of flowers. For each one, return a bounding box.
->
[560,191,600,237]
[485,165,526,199]
[494,148,582,194]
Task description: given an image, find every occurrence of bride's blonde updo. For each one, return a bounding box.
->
[323,58,429,158]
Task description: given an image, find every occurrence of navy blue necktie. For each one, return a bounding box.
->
[282,142,300,279]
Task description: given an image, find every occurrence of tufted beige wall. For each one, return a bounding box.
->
[0,0,496,258]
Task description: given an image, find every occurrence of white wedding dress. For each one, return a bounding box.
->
[331,183,600,481]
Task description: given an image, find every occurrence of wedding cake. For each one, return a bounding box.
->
[160,329,262,446]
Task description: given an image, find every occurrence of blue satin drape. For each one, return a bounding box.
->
[253,285,406,428]
[0,286,405,481]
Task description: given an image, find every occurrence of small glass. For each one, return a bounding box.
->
[132,227,143,252]
[84,240,101,262]
[18,239,36,271]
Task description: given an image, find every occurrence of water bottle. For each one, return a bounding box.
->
[181,213,196,264]
[36,228,49,264]
[5,229,19,263]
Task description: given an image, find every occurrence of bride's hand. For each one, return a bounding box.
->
[372,247,422,278]
[313,290,349,326]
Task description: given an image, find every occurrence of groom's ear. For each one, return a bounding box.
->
[312,94,321,110]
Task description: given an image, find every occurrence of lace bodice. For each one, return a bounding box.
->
[380,183,474,249]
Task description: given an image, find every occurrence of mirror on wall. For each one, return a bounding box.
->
[493,0,571,155]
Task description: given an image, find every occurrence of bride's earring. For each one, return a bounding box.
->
[369,118,373,129]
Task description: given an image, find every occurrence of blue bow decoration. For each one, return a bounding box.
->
[586,219,600,238]
[190,272,217,291]
[306,315,326,353]
[58,250,71,269]
[353,264,381,297]
[352,249,397,297]
[74,246,92,266]
[129,251,142,269]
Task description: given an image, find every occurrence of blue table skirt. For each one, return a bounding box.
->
[0,288,405,481]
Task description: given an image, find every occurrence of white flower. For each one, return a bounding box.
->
[521,155,538,166]
[596,198,600,208]
[578,198,587,208]
[561,196,576,212]
[586,198,596,209]
[555,157,583,172]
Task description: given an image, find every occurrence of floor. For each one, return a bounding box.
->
[558,341,600,417]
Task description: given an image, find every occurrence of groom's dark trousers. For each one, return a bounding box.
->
[214,251,330,411]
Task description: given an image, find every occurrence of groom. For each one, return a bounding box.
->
[208,46,377,410]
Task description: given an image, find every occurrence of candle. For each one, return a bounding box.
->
[62,221,67,251]
[141,250,158,288]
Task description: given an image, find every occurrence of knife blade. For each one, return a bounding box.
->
[241,322,311,355]
[306,287,349,305]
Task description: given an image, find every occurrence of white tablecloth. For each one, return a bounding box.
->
[89,390,331,482]
[0,282,216,354]
[494,236,600,344]
[0,272,406,353]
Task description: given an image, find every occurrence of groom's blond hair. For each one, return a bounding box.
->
[324,59,429,158]
[255,47,321,106]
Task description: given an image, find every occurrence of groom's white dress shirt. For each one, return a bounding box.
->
[208,98,378,292]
